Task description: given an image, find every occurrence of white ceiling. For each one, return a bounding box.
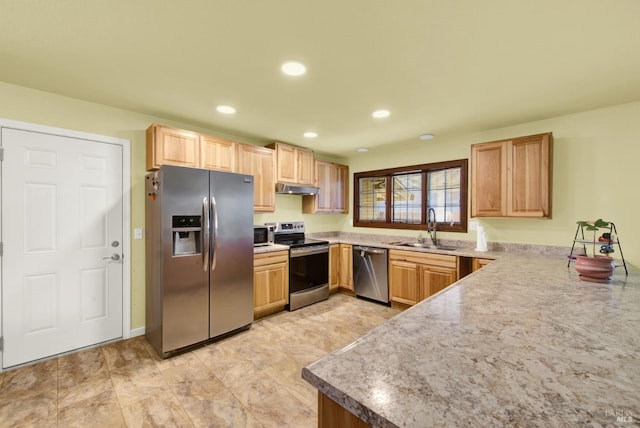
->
[1,0,640,156]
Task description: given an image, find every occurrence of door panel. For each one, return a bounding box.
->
[23,273,57,333]
[24,183,57,252]
[2,127,123,369]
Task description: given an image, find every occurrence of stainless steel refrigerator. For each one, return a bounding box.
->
[145,165,254,358]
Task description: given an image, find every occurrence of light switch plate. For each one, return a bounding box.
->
[134,228,144,240]
[469,221,479,231]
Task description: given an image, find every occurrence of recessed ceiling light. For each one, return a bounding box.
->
[419,134,435,140]
[281,61,306,76]
[356,147,369,153]
[216,105,236,114]
[372,109,390,119]
[303,131,318,138]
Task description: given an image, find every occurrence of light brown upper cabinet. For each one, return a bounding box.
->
[200,134,236,173]
[146,124,236,173]
[236,143,276,212]
[146,124,200,170]
[266,142,315,185]
[302,160,349,214]
[471,132,552,218]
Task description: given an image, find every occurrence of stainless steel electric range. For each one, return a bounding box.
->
[266,221,329,311]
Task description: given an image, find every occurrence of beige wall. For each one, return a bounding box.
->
[0,81,269,330]
[345,101,640,269]
[1,81,638,331]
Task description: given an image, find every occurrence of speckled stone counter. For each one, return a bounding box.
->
[302,254,639,427]
[253,243,289,254]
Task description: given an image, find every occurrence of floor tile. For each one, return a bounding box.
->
[120,393,193,427]
[0,293,399,427]
[172,382,263,427]
[110,366,170,407]
[58,375,117,409]
[101,336,155,373]
[57,390,126,428]
[0,359,57,401]
[0,390,57,427]
[58,347,109,386]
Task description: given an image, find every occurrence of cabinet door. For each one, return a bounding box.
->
[472,258,493,272]
[507,134,551,217]
[200,135,236,172]
[302,161,349,214]
[420,266,457,301]
[315,161,334,212]
[332,163,349,213]
[274,143,297,183]
[339,244,353,290]
[237,144,276,212]
[471,141,507,217]
[254,261,288,313]
[146,124,200,171]
[328,244,340,291]
[296,148,315,186]
[389,260,419,306]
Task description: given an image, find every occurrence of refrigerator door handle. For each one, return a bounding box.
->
[211,196,219,271]
[203,196,210,272]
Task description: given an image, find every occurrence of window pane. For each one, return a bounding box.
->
[392,172,421,224]
[358,177,386,222]
[354,159,467,232]
[428,167,461,223]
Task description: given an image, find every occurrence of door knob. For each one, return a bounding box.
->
[111,241,120,248]
[103,254,121,261]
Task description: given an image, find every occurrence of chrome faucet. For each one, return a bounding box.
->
[427,208,437,247]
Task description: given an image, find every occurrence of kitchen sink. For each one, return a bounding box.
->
[397,243,458,251]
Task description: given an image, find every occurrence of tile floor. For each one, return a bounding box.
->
[0,294,399,427]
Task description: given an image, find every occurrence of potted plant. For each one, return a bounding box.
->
[574,219,615,282]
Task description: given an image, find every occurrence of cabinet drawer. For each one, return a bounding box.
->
[254,251,289,267]
[389,249,457,269]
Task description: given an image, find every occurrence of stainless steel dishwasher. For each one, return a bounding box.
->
[352,245,389,304]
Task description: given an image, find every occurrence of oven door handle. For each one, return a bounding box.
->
[290,245,329,257]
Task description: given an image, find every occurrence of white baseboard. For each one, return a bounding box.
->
[130,326,146,337]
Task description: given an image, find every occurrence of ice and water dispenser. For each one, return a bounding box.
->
[172,215,201,256]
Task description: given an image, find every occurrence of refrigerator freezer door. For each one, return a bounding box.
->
[209,170,254,338]
[160,166,210,352]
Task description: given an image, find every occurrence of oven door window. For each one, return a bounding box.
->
[289,251,328,293]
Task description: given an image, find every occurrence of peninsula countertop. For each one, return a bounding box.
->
[302,253,639,427]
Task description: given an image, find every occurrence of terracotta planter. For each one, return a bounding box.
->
[575,255,614,282]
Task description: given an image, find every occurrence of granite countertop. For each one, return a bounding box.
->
[323,236,502,260]
[253,243,289,254]
[302,253,639,427]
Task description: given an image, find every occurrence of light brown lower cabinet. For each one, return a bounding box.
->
[472,257,493,272]
[253,251,289,318]
[329,244,340,292]
[339,244,353,291]
[389,250,458,308]
[318,392,371,428]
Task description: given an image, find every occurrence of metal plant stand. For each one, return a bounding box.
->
[567,221,627,275]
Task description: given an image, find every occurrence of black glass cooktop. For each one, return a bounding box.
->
[274,234,328,248]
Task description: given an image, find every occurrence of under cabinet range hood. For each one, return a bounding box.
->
[275,182,319,195]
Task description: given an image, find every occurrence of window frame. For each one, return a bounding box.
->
[353,159,468,232]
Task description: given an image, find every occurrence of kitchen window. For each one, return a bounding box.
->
[354,159,468,232]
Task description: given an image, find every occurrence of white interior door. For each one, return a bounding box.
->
[1,126,124,369]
